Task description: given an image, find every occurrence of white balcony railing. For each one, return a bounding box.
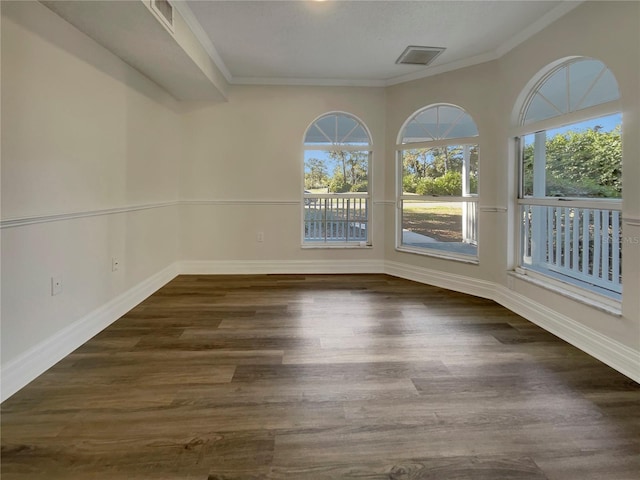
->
[463,200,478,245]
[304,196,368,243]
[521,204,622,294]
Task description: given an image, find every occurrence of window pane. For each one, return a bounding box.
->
[401,200,478,257]
[525,94,562,124]
[402,105,478,143]
[521,134,534,197]
[579,69,619,110]
[521,114,622,199]
[538,67,568,114]
[436,105,464,138]
[402,145,478,196]
[341,124,370,145]
[568,59,605,111]
[468,146,479,195]
[305,150,369,193]
[448,112,478,138]
[314,115,336,142]
[523,59,619,125]
[304,124,330,144]
[520,204,622,298]
[305,114,371,145]
[304,197,368,243]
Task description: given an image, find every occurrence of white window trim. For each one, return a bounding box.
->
[514,109,622,301]
[511,100,621,137]
[395,141,480,262]
[396,136,480,150]
[302,112,373,248]
[510,268,621,316]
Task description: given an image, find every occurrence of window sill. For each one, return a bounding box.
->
[301,243,373,249]
[396,246,479,265]
[508,269,622,317]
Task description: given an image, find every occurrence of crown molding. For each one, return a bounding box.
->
[495,1,584,57]
[232,76,387,88]
[171,0,233,83]
[168,0,583,89]
[384,51,500,87]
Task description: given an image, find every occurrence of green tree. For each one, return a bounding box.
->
[327,151,368,192]
[402,146,473,194]
[304,158,329,189]
[523,125,621,198]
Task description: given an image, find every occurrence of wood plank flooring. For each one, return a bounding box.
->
[2,274,639,479]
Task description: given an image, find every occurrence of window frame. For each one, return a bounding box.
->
[513,58,622,302]
[301,112,373,248]
[396,104,480,263]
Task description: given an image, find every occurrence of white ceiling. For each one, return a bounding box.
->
[181,0,581,87]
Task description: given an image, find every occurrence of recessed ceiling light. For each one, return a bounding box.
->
[396,46,446,66]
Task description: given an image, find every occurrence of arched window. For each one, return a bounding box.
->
[514,57,622,300]
[303,112,371,246]
[396,104,479,260]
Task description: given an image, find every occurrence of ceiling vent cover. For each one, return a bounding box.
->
[150,0,174,33]
[396,46,445,66]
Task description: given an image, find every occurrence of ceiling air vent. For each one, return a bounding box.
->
[150,0,174,33]
[396,46,445,66]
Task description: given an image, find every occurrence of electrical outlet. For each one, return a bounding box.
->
[257,232,264,243]
[51,276,62,296]
[112,257,120,272]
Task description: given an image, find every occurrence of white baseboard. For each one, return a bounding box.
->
[179,259,385,275]
[1,262,180,402]
[3,259,637,402]
[493,285,640,384]
[384,260,639,384]
[384,260,495,300]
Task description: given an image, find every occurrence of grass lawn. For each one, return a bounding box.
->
[403,204,463,242]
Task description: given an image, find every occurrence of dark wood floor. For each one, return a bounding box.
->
[2,274,639,479]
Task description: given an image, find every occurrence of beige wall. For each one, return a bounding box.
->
[179,85,386,262]
[1,1,181,364]
[1,1,638,391]
[384,60,502,284]
[503,0,639,344]
[384,1,639,348]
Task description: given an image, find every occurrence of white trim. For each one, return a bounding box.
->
[479,206,508,212]
[401,196,479,203]
[303,193,369,200]
[397,137,480,150]
[508,270,621,316]
[179,259,385,275]
[171,0,233,83]
[1,200,306,229]
[493,284,639,384]
[384,260,491,298]
[394,247,479,265]
[149,0,175,34]
[0,262,180,402]
[301,244,372,250]
[0,201,178,229]
[511,101,620,137]
[3,258,638,400]
[182,199,299,206]
[385,1,581,89]
[170,1,580,89]
[623,216,640,226]
[384,260,639,384]
[234,76,387,88]
[517,198,622,210]
[495,2,584,57]
[303,145,372,151]
[386,51,500,87]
